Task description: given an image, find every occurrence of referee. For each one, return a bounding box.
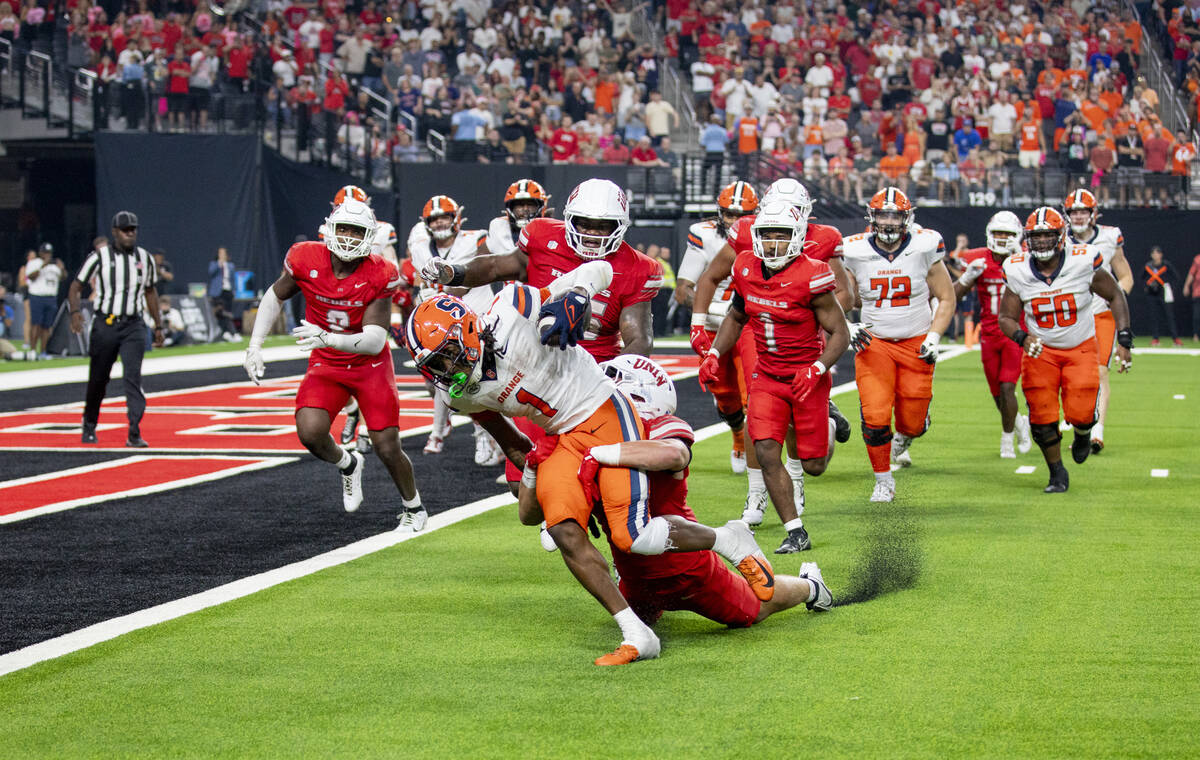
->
[68,211,165,446]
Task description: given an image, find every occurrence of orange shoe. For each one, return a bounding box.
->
[595,644,642,666]
[737,554,776,602]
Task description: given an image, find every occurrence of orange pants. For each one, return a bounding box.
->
[537,392,648,552]
[702,327,749,415]
[1093,311,1116,366]
[1021,338,1100,426]
[855,335,934,436]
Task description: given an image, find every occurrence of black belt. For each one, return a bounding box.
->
[96,313,141,325]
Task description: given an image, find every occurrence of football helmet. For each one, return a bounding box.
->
[404,295,483,398]
[761,177,813,220]
[504,179,550,229]
[1023,207,1067,260]
[751,200,806,270]
[563,178,630,260]
[324,199,377,261]
[716,181,758,234]
[601,355,677,418]
[867,187,914,245]
[333,185,370,207]
[423,195,463,243]
[985,211,1023,257]
[1062,189,1098,237]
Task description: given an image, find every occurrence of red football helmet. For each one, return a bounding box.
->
[1062,189,1098,237]
[504,179,550,229]
[404,295,482,398]
[422,195,462,243]
[1024,207,1067,260]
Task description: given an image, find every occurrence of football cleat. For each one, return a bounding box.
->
[341,451,365,512]
[1015,414,1033,454]
[340,403,360,445]
[800,561,833,611]
[720,519,775,601]
[1090,436,1104,455]
[1000,436,1016,459]
[595,631,660,666]
[125,434,149,448]
[474,432,493,466]
[774,526,811,554]
[829,400,852,443]
[354,430,373,455]
[1044,467,1069,493]
[81,425,98,444]
[396,507,428,533]
[539,522,557,552]
[891,434,913,467]
[870,478,896,503]
[1070,430,1092,464]
[741,490,767,527]
[423,433,444,454]
[730,449,747,475]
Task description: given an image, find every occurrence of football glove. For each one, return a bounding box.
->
[791,362,826,404]
[578,453,601,507]
[538,291,591,350]
[689,324,712,357]
[525,434,560,468]
[292,320,331,352]
[917,331,940,364]
[847,321,873,351]
[243,346,265,385]
[419,259,453,286]
[959,257,986,287]
[698,349,721,388]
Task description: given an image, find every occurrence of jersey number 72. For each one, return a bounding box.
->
[869,276,911,307]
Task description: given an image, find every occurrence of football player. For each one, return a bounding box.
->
[243,199,426,529]
[998,208,1132,493]
[419,178,662,494]
[954,211,1034,458]
[1063,190,1134,453]
[404,268,775,666]
[842,188,955,502]
[528,356,832,635]
[700,201,851,554]
[689,178,853,530]
[484,179,551,256]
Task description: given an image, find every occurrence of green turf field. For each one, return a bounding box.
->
[2,351,1198,758]
[0,336,296,372]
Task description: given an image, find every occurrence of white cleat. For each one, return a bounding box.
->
[482,437,505,466]
[474,433,492,466]
[1000,436,1016,459]
[1015,414,1033,454]
[341,451,365,512]
[799,561,833,611]
[891,434,913,467]
[494,472,509,485]
[870,478,896,503]
[396,507,428,533]
[423,433,444,454]
[741,490,767,527]
[730,449,747,474]
[539,521,558,552]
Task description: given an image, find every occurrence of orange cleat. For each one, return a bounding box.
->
[595,644,642,666]
[736,554,776,602]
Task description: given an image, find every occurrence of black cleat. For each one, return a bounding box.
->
[126,434,149,448]
[829,400,851,443]
[1090,438,1104,455]
[1070,430,1092,464]
[81,425,98,444]
[774,526,812,554]
[1043,466,1069,493]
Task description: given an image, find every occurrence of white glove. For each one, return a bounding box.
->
[847,321,873,351]
[243,345,265,385]
[1024,336,1044,358]
[420,259,452,286]
[292,319,330,352]
[917,331,940,364]
[960,258,986,286]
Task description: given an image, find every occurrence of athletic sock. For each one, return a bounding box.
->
[711,525,738,559]
[785,457,805,480]
[401,491,422,510]
[614,607,651,641]
[1091,423,1104,440]
[874,470,894,484]
[1001,431,1015,445]
[784,517,804,532]
[337,450,354,472]
[867,443,891,474]
[805,579,818,603]
[747,467,766,493]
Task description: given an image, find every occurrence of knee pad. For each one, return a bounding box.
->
[718,406,745,430]
[1030,423,1062,449]
[862,424,893,447]
[628,516,671,556]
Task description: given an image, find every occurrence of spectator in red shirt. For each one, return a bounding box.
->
[166,44,191,131]
[601,135,631,164]
[1143,122,1173,206]
[549,116,579,163]
[630,136,667,166]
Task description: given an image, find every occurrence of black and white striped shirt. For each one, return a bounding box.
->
[76,245,159,318]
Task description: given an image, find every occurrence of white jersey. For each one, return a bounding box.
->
[486,216,519,256]
[371,221,398,267]
[677,219,736,332]
[1003,244,1101,349]
[842,226,946,340]
[443,282,618,434]
[408,227,492,312]
[1068,224,1123,315]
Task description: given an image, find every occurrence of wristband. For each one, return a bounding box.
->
[706,347,720,360]
[1011,329,1028,347]
[446,264,467,287]
[520,464,537,489]
[812,360,827,375]
[691,312,708,327]
[1116,328,1133,349]
[590,443,621,466]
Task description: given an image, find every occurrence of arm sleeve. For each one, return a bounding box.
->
[249,287,283,349]
[544,260,614,300]
[323,324,388,354]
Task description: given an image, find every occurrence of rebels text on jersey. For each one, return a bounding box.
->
[444,282,618,433]
[842,227,946,340]
[678,220,736,332]
[730,251,836,377]
[284,241,400,366]
[727,215,845,263]
[1003,245,1102,349]
[960,247,1008,337]
[1068,224,1123,314]
[518,217,662,362]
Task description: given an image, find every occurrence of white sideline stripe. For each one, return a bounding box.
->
[1150,469,1170,478]
[0,457,299,525]
[1015,465,1037,475]
[1174,395,1186,400]
[0,350,964,677]
[1132,347,1200,356]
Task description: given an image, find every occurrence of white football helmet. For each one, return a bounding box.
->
[985,211,1022,257]
[601,355,677,418]
[761,177,813,220]
[751,201,806,270]
[324,199,377,261]
[563,178,630,260]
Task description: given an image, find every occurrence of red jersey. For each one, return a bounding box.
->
[607,414,706,581]
[961,247,1008,337]
[731,250,836,377]
[283,241,400,366]
[727,216,844,263]
[518,217,662,362]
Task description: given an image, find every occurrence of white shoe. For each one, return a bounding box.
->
[539,521,558,552]
[870,478,895,503]
[1000,436,1016,459]
[474,432,492,466]
[482,436,504,466]
[495,472,509,484]
[396,507,428,533]
[730,448,747,474]
[891,434,913,467]
[1015,414,1033,454]
[799,561,833,611]
[341,451,365,512]
[741,490,767,527]
[423,433,444,454]
[1059,419,1072,433]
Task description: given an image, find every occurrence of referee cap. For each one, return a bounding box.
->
[112,210,139,229]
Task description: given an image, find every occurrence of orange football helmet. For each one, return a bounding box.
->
[504,179,549,228]
[1062,188,1098,237]
[422,195,462,242]
[716,181,758,234]
[1024,207,1067,260]
[866,187,914,245]
[333,185,370,206]
[404,295,482,398]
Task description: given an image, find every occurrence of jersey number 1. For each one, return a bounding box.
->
[869,276,911,307]
[516,388,558,418]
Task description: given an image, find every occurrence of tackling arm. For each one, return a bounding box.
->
[425,250,528,289]
[591,438,691,472]
[545,260,613,300]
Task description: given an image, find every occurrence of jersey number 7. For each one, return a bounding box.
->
[869,276,911,307]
